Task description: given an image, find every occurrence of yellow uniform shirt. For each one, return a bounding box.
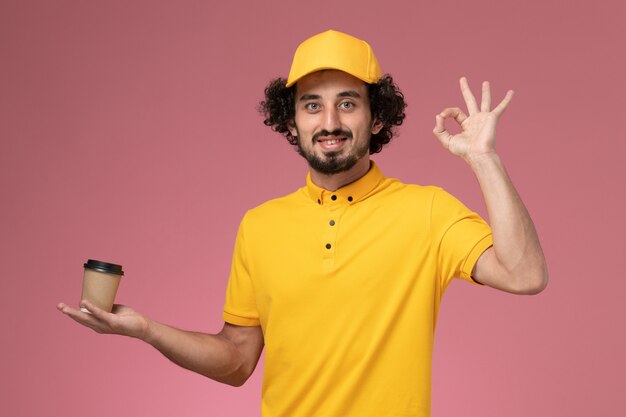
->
[223,162,493,417]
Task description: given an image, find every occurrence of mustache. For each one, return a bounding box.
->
[312,129,353,142]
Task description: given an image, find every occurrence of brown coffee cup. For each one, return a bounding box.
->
[80,260,124,313]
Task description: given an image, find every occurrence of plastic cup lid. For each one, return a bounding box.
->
[84,259,124,276]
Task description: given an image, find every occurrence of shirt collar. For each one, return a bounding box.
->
[305,161,385,206]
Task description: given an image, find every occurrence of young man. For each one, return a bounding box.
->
[59,30,547,417]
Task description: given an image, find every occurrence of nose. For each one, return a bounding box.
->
[322,107,341,132]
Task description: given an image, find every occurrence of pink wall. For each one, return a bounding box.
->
[2,0,624,415]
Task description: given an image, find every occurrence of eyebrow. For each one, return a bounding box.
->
[298,90,362,101]
[337,90,362,98]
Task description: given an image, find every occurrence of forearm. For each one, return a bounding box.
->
[469,152,548,293]
[141,320,247,386]
[57,299,259,386]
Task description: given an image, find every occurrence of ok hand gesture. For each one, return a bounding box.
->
[433,77,513,164]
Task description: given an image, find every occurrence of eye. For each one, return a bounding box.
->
[339,101,355,110]
[305,103,320,111]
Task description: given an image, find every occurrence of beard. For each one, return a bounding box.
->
[295,128,370,175]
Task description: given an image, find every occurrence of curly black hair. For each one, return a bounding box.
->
[258,74,406,154]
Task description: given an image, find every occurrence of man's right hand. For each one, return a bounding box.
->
[57,300,149,340]
[57,300,264,386]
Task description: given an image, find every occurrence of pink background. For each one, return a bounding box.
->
[2,0,624,416]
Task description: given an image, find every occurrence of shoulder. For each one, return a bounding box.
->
[386,178,466,207]
[374,178,475,224]
[240,186,310,225]
[373,176,443,205]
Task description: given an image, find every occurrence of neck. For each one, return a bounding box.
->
[309,157,371,191]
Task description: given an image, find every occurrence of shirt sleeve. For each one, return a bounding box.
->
[223,213,261,326]
[430,188,493,290]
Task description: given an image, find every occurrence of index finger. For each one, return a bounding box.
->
[58,302,103,330]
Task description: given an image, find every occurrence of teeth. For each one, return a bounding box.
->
[322,139,342,145]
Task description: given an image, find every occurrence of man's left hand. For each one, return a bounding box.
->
[433,77,513,164]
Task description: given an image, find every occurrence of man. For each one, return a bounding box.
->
[58,30,547,417]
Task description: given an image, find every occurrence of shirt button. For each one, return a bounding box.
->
[329,220,335,226]
[347,196,353,202]
[325,243,332,249]
[331,195,337,201]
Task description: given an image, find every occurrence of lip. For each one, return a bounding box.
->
[317,136,348,151]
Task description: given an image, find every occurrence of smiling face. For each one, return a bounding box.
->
[288,70,382,177]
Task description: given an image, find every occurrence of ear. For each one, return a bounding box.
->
[371,119,383,135]
[287,120,298,137]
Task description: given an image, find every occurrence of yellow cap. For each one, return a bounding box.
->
[286,30,382,87]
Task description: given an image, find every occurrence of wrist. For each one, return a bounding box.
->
[138,317,156,343]
[465,151,502,170]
